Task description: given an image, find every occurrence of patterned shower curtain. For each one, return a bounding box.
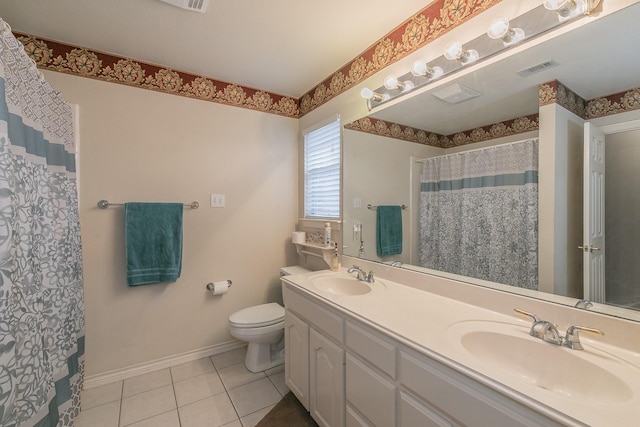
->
[0,19,84,427]
[419,139,538,290]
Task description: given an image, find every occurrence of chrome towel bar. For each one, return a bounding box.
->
[367,204,407,210]
[97,200,199,209]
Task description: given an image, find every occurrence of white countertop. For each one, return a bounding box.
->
[283,268,640,427]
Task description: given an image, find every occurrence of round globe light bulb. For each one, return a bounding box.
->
[360,88,375,100]
[487,17,510,39]
[543,0,570,11]
[411,60,428,77]
[444,41,463,60]
[430,66,444,79]
[383,75,399,90]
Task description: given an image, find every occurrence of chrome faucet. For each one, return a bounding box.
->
[514,308,562,345]
[347,265,375,283]
[514,308,604,350]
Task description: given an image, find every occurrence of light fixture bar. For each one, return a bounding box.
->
[363,2,589,109]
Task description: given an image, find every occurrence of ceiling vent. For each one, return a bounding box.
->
[158,0,209,13]
[432,84,482,104]
[517,60,559,77]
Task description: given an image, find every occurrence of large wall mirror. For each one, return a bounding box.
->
[342,1,640,322]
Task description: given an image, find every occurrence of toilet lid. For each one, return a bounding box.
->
[229,303,285,328]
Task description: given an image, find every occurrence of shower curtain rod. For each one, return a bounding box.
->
[414,137,539,163]
[97,200,200,209]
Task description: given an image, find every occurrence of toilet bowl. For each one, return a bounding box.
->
[228,302,285,372]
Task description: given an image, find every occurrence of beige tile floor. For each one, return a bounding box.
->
[75,347,289,427]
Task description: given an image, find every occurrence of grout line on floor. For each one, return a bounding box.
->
[118,381,124,427]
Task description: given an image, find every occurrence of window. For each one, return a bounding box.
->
[304,117,341,218]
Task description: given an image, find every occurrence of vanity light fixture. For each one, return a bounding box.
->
[487,17,525,45]
[411,60,444,80]
[443,41,479,65]
[363,2,593,110]
[543,0,587,18]
[360,87,390,102]
[383,75,415,92]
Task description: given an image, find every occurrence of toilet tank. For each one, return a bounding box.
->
[280,265,311,277]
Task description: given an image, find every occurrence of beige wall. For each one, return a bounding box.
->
[538,103,584,297]
[43,71,299,378]
[342,129,441,264]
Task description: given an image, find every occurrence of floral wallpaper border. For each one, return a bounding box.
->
[350,79,640,149]
[344,117,444,147]
[16,2,640,122]
[345,114,539,149]
[585,86,640,119]
[14,0,502,119]
[539,80,586,118]
[299,0,502,116]
[15,33,300,118]
[540,80,640,120]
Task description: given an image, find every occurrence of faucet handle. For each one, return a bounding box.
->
[366,270,375,283]
[513,308,540,323]
[563,325,604,350]
[575,299,593,310]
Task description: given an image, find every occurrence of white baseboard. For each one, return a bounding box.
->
[83,340,246,389]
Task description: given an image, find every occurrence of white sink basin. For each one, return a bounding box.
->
[448,321,633,403]
[311,276,371,295]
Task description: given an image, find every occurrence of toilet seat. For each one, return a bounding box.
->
[229,303,284,328]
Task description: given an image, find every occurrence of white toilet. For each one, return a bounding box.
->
[229,303,285,372]
[228,266,310,372]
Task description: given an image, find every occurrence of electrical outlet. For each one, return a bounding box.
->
[210,194,225,208]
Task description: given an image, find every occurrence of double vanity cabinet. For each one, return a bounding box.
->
[281,272,566,427]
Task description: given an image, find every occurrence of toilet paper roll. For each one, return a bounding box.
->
[208,280,229,295]
[292,231,306,244]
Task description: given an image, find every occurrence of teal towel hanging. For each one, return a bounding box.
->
[125,202,184,286]
[376,205,403,256]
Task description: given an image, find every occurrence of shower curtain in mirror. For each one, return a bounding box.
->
[0,19,84,427]
[419,139,538,290]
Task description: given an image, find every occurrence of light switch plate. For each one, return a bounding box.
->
[210,194,225,208]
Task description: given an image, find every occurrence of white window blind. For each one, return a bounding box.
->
[304,119,341,218]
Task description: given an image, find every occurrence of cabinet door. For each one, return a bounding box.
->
[310,328,345,427]
[285,310,309,410]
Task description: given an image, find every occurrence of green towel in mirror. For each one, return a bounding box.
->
[125,202,183,286]
[376,205,403,256]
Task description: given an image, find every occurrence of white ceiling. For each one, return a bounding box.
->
[0,0,430,98]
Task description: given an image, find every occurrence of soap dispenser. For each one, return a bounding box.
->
[331,242,341,271]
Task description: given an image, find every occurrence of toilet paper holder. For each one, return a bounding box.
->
[206,280,232,290]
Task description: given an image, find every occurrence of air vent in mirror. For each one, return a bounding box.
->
[158,0,209,13]
[518,60,559,77]
[432,84,482,104]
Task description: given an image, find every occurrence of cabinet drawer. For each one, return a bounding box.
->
[346,405,373,427]
[346,354,395,427]
[346,321,396,379]
[399,391,456,427]
[283,285,344,343]
[399,351,563,427]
